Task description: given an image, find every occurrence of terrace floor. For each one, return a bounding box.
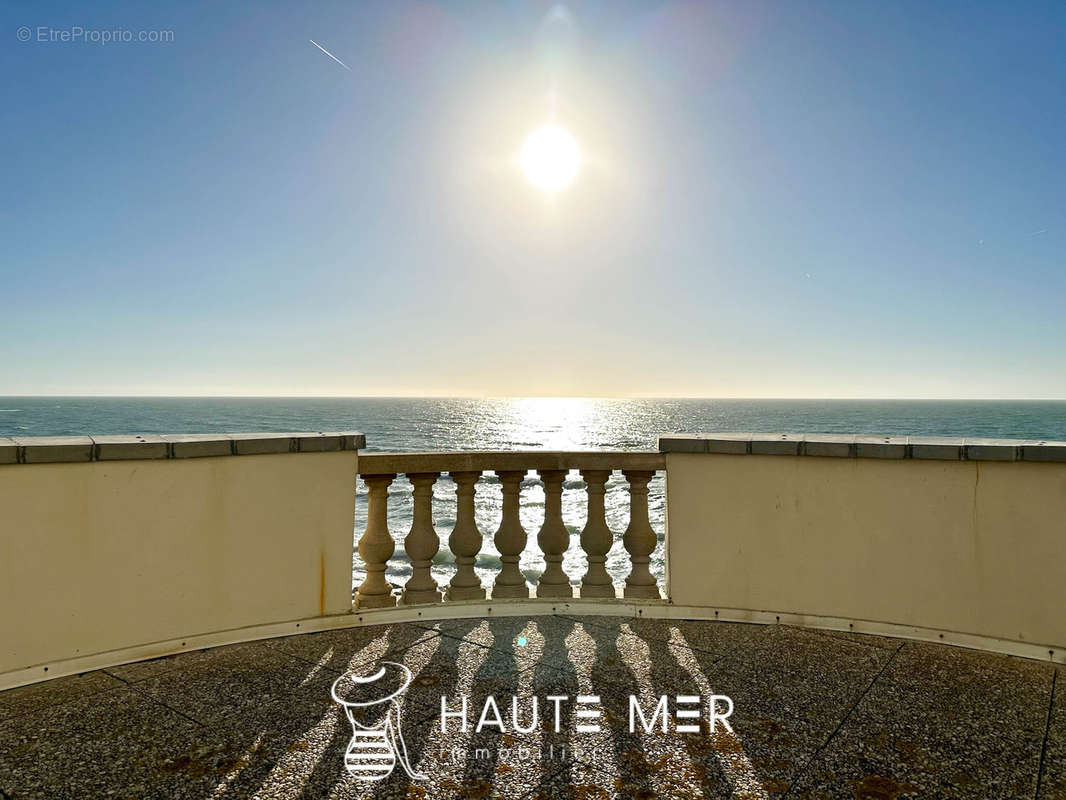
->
[1,615,1063,799]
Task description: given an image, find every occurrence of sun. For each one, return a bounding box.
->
[521,124,580,192]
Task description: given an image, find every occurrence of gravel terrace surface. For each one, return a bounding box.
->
[0,616,1061,799]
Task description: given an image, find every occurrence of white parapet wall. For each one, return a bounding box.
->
[0,432,363,688]
[5,429,1063,689]
[660,433,1066,662]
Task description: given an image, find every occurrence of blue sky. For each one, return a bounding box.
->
[2,1,1063,397]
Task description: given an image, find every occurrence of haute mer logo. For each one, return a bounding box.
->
[330,662,426,782]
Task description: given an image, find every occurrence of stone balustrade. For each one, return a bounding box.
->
[354,451,667,608]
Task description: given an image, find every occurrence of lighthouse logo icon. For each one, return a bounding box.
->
[331,661,426,782]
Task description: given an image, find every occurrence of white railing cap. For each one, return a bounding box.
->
[1,431,366,464]
[658,432,1066,462]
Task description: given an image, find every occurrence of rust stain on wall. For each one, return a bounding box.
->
[318,551,325,617]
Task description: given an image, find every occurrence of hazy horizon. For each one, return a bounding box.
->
[3,394,1066,401]
[6,396,1066,445]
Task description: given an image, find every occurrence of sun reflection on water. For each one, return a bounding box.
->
[502,397,608,451]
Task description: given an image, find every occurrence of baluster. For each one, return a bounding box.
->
[579,469,615,598]
[536,469,572,597]
[356,474,397,609]
[445,471,486,601]
[492,470,530,598]
[401,472,443,605]
[622,470,661,599]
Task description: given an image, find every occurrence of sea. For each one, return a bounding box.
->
[4,397,1065,593]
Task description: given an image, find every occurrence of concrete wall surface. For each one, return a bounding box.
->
[665,451,1066,652]
[0,449,358,681]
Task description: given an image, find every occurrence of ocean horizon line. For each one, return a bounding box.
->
[2,395,1066,402]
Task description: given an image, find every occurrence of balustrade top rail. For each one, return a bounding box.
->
[358,450,665,475]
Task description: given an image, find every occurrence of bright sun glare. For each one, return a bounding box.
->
[521,124,580,192]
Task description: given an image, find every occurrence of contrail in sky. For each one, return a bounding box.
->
[309,39,351,71]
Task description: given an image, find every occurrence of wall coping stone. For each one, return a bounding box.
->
[658,433,1066,462]
[1,432,365,465]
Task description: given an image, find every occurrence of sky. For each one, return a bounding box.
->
[1,0,1064,398]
